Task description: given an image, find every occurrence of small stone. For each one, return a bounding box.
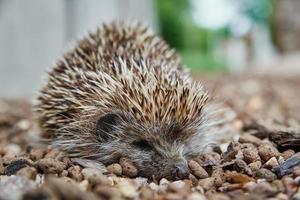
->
[189,174,198,186]
[208,193,230,200]
[164,193,184,200]
[282,176,298,196]
[168,180,186,193]
[293,166,300,177]
[281,149,295,160]
[252,182,277,195]
[4,144,21,157]
[139,186,154,200]
[211,168,225,187]
[276,193,289,200]
[29,148,45,161]
[271,180,285,192]
[78,179,89,191]
[0,176,36,200]
[218,183,243,192]
[0,158,4,175]
[242,147,260,164]
[94,186,122,199]
[243,181,257,191]
[117,180,138,199]
[60,170,68,177]
[148,182,159,191]
[159,178,170,186]
[263,157,279,169]
[36,158,66,174]
[255,168,277,182]
[222,142,241,162]
[187,192,207,200]
[44,148,64,159]
[119,157,138,178]
[275,153,300,177]
[67,166,83,181]
[16,166,37,180]
[248,161,262,172]
[188,160,209,179]
[225,171,253,184]
[258,143,279,162]
[106,163,122,176]
[198,152,221,166]
[234,159,252,175]
[292,187,300,200]
[239,133,262,146]
[81,168,110,185]
[198,177,215,191]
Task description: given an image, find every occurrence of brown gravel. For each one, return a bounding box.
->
[0,74,300,200]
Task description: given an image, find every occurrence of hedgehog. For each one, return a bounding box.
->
[35,22,222,180]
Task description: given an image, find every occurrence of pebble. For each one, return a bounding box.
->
[293,166,300,177]
[198,177,215,191]
[119,157,138,178]
[168,180,186,193]
[44,148,64,159]
[258,142,279,161]
[275,153,300,177]
[186,192,207,200]
[188,160,209,179]
[29,148,46,161]
[81,168,110,185]
[117,179,138,199]
[282,176,297,195]
[208,193,231,200]
[281,149,295,160]
[3,144,21,157]
[251,182,277,195]
[211,168,225,187]
[67,166,83,181]
[255,168,277,182]
[271,179,285,192]
[263,157,279,169]
[234,159,252,175]
[239,133,262,146]
[0,176,36,200]
[248,160,262,172]
[149,182,159,191]
[16,166,37,180]
[36,158,66,174]
[242,147,260,164]
[94,185,122,199]
[139,186,154,200]
[225,171,253,184]
[189,174,199,186]
[106,163,122,176]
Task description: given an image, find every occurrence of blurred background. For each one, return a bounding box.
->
[0,0,300,97]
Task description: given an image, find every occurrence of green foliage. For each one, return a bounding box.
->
[154,0,228,72]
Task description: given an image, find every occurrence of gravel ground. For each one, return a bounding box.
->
[0,73,300,200]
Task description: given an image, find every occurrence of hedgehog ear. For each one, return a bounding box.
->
[96,113,121,141]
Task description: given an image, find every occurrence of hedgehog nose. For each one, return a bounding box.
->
[172,164,189,180]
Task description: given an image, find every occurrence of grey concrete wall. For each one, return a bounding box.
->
[0,0,156,98]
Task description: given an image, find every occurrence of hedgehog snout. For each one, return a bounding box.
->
[171,163,189,180]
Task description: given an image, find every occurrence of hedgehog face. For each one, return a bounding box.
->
[94,112,190,180]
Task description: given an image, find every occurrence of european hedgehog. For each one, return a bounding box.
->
[35,22,221,180]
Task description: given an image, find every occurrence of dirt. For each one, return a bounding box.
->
[0,73,300,200]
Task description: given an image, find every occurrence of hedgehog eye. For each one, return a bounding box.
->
[132,140,152,150]
[96,113,120,141]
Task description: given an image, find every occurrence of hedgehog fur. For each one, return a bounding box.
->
[35,22,222,180]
